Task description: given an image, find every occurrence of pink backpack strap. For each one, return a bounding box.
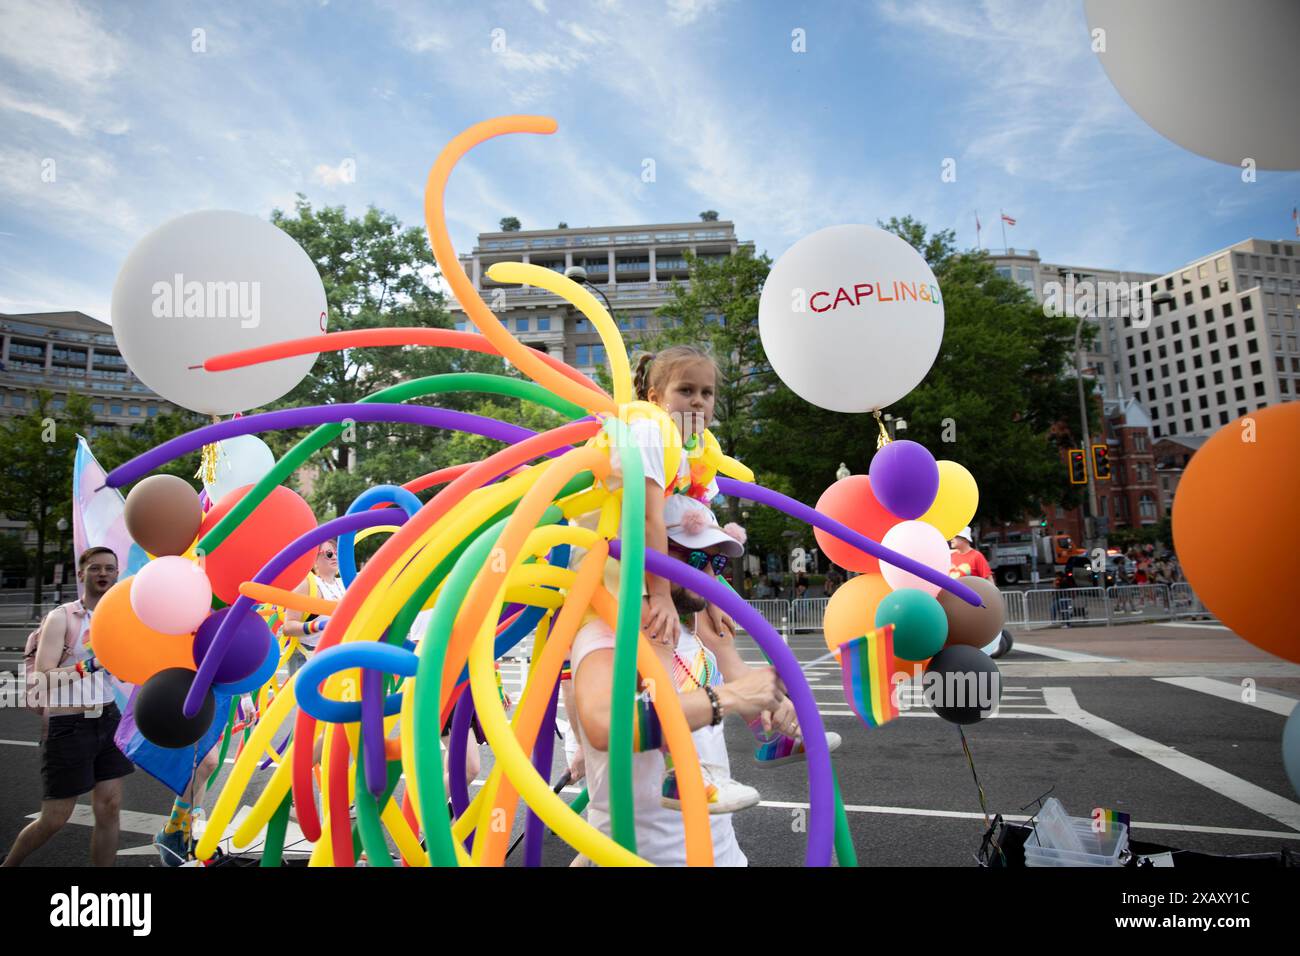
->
[57,601,86,666]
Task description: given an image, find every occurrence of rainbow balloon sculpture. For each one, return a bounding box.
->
[101,116,986,867]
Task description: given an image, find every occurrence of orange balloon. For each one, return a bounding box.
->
[199,484,318,605]
[814,476,899,573]
[90,579,198,684]
[1173,403,1300,663]
[823,573,892,653]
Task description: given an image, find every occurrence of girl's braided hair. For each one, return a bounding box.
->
[632,344,719,402]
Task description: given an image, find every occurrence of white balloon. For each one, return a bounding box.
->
[204,433,277,502]
[879,520,951,597]
[1085,0,1300,170]
[111,210,327,414]
[759,224,944,412]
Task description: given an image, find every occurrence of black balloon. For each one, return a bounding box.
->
[135,667,215,748]
[923,644,1002,725]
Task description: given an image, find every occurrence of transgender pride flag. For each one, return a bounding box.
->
[72,435,150,590]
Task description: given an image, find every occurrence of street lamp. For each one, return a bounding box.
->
[564,265,614,313]
[1073,311,1104,553]
[55,516,68,603]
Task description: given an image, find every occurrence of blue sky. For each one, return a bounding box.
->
[2,0,1298,323]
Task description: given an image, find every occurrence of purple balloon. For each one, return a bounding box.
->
[193,607,272,684]
[104,402,569,488]
[869,440,940,519]
[716,476,982,608]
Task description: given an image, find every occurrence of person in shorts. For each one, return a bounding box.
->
[3,547,133,867]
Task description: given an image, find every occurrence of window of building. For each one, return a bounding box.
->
[1210,349,1221,363]
[1189,314,1199,330]
[110,403,122,415]
[148,406,159,417]
[1218,278,1230,294]
[1147,387,1157,402]
[1244,316,1255,333]
[1125,335,1134,350]
[1239,295,1251,312]
[454,320,467,332]
[1201,285,1210,299]
[1213,370,1223,385]
[1162,383,1172,397]
[129,405,142,416]
[91,402,104,413]
[1219,410,1230,425]
[1130,372,1140,387]
[1208,329,1218,344]
[1140,330,1150,344]
[537,316,551,331]
[1238,407,1248,417]
[1216,256,1228,273]
[515,317,531,332]
[1181,398,1191,412]
[1254,381,1266,397]
[1223,301,1233,317]
[1247,339,1259,354]
[1198,395,1208,409]
[1195,374,1205,388]
[1282,379,1291,394]
[1193,354,1203,369]
[1176,359,1186,373]
[1225,323,1236,338]
[1165,402,1174,416]
[1232,365,1242,381]
[1201,414,1211,428]
[1234,386,1245,401]
[1145,369,1154,382]
[1279,357,1288,372]
[1215,390,1226,404]
[1158,345,1167,359]
[1228,344,1240,359]
[1159,364,1169,377]
[1142,349,1151,363]
[1174,339,1184,354]
[1153,424,1162,437]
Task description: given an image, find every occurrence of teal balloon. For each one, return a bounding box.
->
[874,588,948,661]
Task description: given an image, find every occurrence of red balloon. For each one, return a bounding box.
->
[198,484,317,605]
[814,475,898,573]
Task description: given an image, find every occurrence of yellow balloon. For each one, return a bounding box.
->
[918,460,978,540]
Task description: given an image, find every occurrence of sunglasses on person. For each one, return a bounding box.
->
[320,550,337,559]
[682,550,729,575]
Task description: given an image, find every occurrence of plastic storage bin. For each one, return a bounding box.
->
[1024,815,1129,867]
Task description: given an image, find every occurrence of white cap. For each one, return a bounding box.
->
[954,526,973,543]
[664,495,745,557]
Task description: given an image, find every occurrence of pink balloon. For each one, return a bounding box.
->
[879,520,951,596]
[129,555,213,635]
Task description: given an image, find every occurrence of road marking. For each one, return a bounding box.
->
[1155,621,1228,630]
[1000,661,1300,678]
[749,800,1300,841]
[1154,677,1299,717]
[30,804,315,858]
[1014,643,1122,663]
[1043,686,1300,832]
[0,738,38,747]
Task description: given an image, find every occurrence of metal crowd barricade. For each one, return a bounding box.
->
[1107,584,1173,622]
[1022,587,1109,628]
[788,598,829,633]
[999,589,1027,628]
[0,603,58,627]
[739,599,791,637]
[1168,582,1212,620]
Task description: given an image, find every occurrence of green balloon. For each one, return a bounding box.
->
[874,588,948,661]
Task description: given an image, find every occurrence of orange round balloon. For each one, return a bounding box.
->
[823,573,892,653]
[814,476,899,573]
[1173,403,1300,663]
[199,484,318,605]
[90,578,198,684]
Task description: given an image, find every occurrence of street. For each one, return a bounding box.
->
[1,618,1296,867]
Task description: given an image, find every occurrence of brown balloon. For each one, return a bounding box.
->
[124,474,202,557]
[937,575,1006,648]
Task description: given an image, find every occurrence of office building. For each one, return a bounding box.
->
[449,221,753,375]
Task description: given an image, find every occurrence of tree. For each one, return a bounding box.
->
[750,219,1093,522]
[557,222,568,229]
[643,248,777,522]
[0,390,94,604]
[698,210,719,222]
[93,409,209,492]
[499,217,522,232]
[268,196,514,519]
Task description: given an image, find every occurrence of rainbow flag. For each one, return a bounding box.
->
[1096,808,1131,833]
[837,624,899,729]
[72,435,150,586]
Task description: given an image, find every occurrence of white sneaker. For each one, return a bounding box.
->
[661,763,760,814]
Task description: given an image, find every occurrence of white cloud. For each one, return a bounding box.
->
[528,0,548,12]
[0,85,85,135]
[311,160,358,187]
[0,0,124,91]
[666,0,724,26]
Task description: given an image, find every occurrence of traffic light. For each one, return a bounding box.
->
[1068,448,1087,484]
[1092,444,1111,481]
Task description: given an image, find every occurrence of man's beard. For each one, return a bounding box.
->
[670,583,708,615]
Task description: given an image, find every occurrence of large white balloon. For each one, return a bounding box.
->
[1085,0,1300,170]
[759,224,944,412]
[204,433,277,502]
[111,210,327,414]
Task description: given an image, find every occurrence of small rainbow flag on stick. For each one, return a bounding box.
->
[801,626,900,729]
[836,625,899,728]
